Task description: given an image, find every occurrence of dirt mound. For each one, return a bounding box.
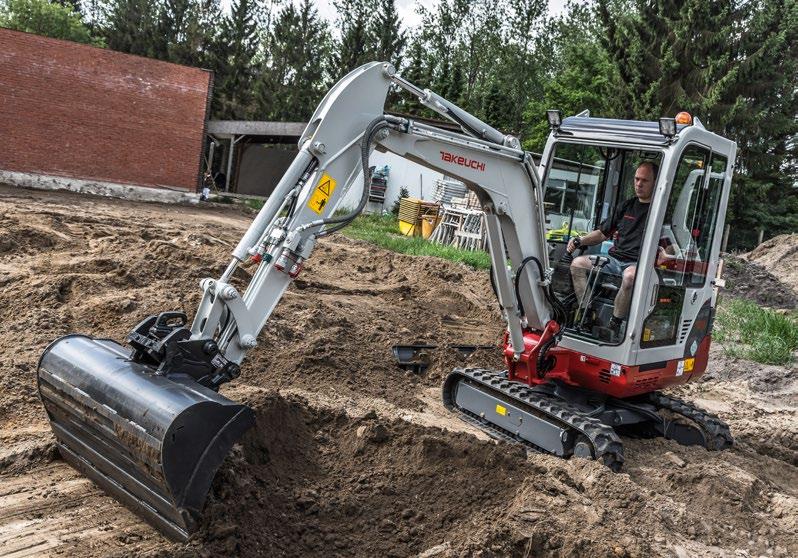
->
[746,233,798,290]
[0,185,796,558]
[720,253,798,309]
[182,392,531,557]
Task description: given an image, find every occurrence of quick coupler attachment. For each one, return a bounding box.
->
[37,334,255,541]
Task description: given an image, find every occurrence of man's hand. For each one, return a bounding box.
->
[656,246,674,266]
[567,237,581,254]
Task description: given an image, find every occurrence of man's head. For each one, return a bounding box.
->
[634,161,658,202]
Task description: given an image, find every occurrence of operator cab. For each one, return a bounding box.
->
[540,114,734,367]
[543,142,663,343]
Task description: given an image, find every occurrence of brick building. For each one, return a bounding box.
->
[0,28,211,197]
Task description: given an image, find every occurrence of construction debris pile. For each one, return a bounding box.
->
[0,185,796,558]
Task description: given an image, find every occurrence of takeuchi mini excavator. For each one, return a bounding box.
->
[37,62,735,540]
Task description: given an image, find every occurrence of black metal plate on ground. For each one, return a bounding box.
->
[391,344,437,373]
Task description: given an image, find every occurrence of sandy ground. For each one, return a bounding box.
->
[0,185,796,557]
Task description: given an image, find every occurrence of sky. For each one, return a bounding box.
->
[313,0,568,28]
[222,0,569,29]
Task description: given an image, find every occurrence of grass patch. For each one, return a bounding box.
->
[714,298,798,365]
[340,214,492,270]
[243,197,266,211]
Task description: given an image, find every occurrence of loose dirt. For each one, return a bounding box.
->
[745,233,798,293]
[0,185,795,557]
[721,254,798,309]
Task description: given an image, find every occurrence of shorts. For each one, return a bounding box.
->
[603,256,636,277]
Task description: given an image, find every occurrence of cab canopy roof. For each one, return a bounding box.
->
[557,115,694,147]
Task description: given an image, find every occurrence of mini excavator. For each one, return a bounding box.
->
[38,62,735,540]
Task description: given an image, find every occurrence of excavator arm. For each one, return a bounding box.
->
[36,61,561,540]
[194,62,556,370]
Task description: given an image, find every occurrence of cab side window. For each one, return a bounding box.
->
[690,153,727,286]
[658,145,724,287]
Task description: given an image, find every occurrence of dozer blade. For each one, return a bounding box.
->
[37,334,255,541]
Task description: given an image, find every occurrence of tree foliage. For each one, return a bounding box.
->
[598,0,798,248]
[330,0,405,79]
[1,0,794,246]
[210,0,261,118]
[0,0,102,45]
[523,3,621,150]
[258,0,331,120]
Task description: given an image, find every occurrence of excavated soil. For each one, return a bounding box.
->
[0,184,796,558]
[745,234,798,293]
[721,254,798,310]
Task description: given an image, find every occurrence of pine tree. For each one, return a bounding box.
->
[259,0,330,120]
[372,0,406,66]
[102,0,159,56]
[212,0,261,119]
[153,0,220,67]
[330,0,376,79]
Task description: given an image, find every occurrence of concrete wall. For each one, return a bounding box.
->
[0,29,211,191]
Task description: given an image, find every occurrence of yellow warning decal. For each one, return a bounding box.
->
[308,173,336,214]
[495,404,507,416]
[684,357,695,372]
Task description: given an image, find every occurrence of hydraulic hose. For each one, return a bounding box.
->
[514,256,568,378]
[316,116,391,237]
[514,256,567,326]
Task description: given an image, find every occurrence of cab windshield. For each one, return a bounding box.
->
[543,142,663,344]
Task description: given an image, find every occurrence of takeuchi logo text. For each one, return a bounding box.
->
[440,150,486,172]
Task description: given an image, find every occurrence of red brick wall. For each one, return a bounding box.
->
[0,28,212,191]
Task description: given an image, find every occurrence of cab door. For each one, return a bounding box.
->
[637,139,733,370]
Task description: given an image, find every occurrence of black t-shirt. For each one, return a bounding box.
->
[599,198,651,262]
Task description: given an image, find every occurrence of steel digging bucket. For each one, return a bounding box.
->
[37,334,255,541]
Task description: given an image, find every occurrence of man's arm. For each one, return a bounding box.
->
[567,229,607,253]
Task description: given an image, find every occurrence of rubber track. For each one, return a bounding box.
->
[649,392,734,450]
[444,368,625,471]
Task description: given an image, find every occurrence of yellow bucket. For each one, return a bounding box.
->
[421,216,439,239]
[399,219,417,236]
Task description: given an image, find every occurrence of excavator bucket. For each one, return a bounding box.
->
[37,334,255,541]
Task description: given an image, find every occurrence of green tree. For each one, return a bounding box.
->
[372,0,405,66]
[211,0,261,118]
[1,0,103,45]
[153,0,221,67]
[598,0,798,249]
[102,0,159,56]
[408,0,550,134]
[53,0,82,15]
[523,3,621,150]
[258,0,331,120]
[330,0,376,78]
[492,0,550,133]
